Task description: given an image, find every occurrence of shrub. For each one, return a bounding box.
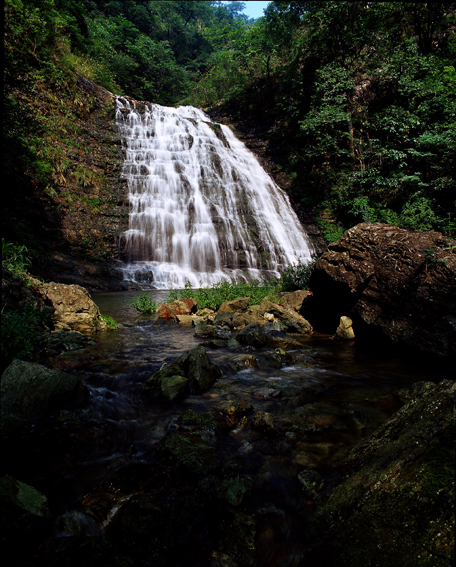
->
[130,292,157,314]
[167,279,281,311]
[99,314,119,329]
[1,302,48,371]
[279,260,315,292]
[2,239,32,275]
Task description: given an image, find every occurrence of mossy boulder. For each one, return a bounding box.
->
[155,410,221,477]
[1,359,87,436]
[142,346,222,399]
[0,475,52,559]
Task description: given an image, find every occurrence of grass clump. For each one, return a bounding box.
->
[99,314,119,329]
[167,279,282,312]
[130,292,157,315]
[2,239,32,279]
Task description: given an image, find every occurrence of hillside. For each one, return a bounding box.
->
[3,0,456,280]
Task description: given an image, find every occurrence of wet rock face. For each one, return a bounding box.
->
[1,360,87,436]
[309,379,456,566]
[309,223,456,357]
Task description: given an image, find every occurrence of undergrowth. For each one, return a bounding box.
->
[129,260,315,314]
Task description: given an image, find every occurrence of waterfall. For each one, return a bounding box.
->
[115,96,314,289]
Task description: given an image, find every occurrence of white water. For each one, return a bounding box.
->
[115,97,314,289]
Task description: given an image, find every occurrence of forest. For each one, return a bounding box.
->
[3,0,456,249]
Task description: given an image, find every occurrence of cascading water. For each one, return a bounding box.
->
[115,96,314,289]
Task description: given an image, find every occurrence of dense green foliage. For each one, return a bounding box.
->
[186,1,456,238]
[0,302,49,371]
[3,0,456,259]
[279,260,315,292]
[130,292,158,314]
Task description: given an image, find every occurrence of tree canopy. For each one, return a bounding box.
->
[4,0,456,243]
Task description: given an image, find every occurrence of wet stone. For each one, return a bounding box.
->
[228,354,258,372]
[298,469,324,498]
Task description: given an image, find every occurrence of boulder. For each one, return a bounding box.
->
[218,297,250,313]
[309,223,456,357]
[232,310,264,329]
[257,299,312,334]
[237,323,267,348]
[142,346,222,398]
[170,297,196,314]
[38,282,104,332]
[1,360,87,436]
[155,303,176,320]
[280,308,313,334]
[278,290,312,312]
[307,379,456,566]
[333,316,355,340]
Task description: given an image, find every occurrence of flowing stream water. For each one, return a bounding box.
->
[6,291,453,565]
[115,97,315,289]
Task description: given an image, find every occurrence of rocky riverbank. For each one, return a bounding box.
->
[1,223,455,566]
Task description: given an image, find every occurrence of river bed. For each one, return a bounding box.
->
[7,290,454,566]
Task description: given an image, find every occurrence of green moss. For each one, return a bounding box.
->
[421,420,456,497]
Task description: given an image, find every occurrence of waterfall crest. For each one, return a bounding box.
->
[116,97,314,289]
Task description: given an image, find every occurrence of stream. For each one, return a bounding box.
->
[6,290,454,565]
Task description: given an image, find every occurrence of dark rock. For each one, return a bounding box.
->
[264,330,302,350]
[251,410,275,434]
[237,323,267,348]
[211,511,256,566]
[298,469,324,498]
[44,331,97,357]
[0,475,52,560]
[220,398,254,428]
[155,410,221,476]
[214,311,234,328]
[308,378,456,566]
[194,321,232,340]
[228,354,258,372]
[309,223,456,357]
[142,346,222,399]
[1,360,87,436]
[187,345,223,392]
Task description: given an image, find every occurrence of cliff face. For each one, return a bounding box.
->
[26,76,130,291]
[309,223,456,357]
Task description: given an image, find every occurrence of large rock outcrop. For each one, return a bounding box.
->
[306,379,455,566]
[38,282,105,333]
[309,223,456,357]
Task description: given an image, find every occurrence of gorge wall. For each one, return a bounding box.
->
[29,76,321,292]
[31,76,129,291]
